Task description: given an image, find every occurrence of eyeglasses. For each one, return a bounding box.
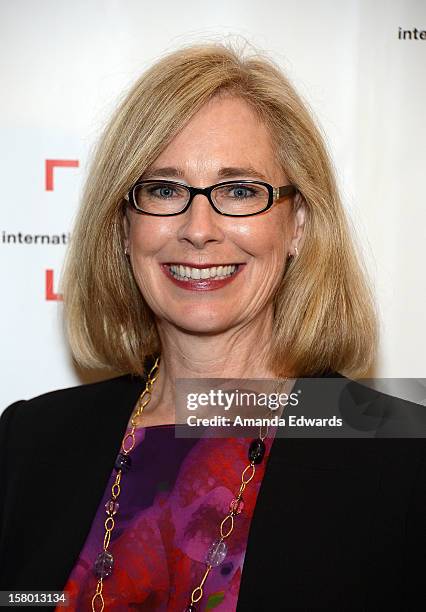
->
[124,179,298,217]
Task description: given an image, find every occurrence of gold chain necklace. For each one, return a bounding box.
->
[91,355,273,611]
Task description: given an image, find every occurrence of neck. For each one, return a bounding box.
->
[141,309,282,424]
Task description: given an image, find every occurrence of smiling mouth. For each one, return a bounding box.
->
[163,263,243,281]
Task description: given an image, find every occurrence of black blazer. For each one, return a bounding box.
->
[0,370,425,611]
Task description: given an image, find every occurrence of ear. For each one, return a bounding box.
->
[290,194,306,253]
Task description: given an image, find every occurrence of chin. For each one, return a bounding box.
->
[165,311,234,335]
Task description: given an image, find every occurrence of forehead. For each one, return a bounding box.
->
[148,95,282,182]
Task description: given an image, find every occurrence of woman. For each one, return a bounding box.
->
[0,42,424,611]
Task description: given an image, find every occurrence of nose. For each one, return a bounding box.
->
[177,193,225,249]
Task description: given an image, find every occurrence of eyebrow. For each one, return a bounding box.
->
[140,166,270,182]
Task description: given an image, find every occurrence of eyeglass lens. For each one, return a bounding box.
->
[133,181,270,216]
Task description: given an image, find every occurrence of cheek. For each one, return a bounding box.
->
[235,210,289,260]
[127,218,173,300]
[128,217,173,255]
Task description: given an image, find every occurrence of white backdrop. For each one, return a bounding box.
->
[1,0,425,411]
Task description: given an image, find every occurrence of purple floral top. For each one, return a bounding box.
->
[60,423,275,611]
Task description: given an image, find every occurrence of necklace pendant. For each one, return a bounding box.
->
[93,550,114,579]
[206,539,228,566]
[114,452,132,472]
[105,500,119,515]
[229,496,244,515]
[248,438,266,464]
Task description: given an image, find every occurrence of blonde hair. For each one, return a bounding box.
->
[62,41,378,378]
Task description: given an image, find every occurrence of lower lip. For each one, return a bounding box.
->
[161,264,245,291]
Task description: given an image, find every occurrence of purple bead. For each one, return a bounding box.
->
[248,438,266,464]
[114,452,132,472]
[105,500,119,515]
[93,550,114,579]
[183,606,196,612]
[206,539,227,566]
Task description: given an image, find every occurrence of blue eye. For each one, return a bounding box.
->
[149,185,176,199]
[143,182,189,201]
[159,187,173,198]
[229,186,255,199]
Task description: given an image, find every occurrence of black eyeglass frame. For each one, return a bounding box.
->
[124,179,298,217]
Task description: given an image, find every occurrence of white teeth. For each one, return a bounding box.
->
[167,264,237,281]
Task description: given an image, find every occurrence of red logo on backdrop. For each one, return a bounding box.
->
[45,159,79,191]
[45,159,79,300]
[45,269,63,301]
